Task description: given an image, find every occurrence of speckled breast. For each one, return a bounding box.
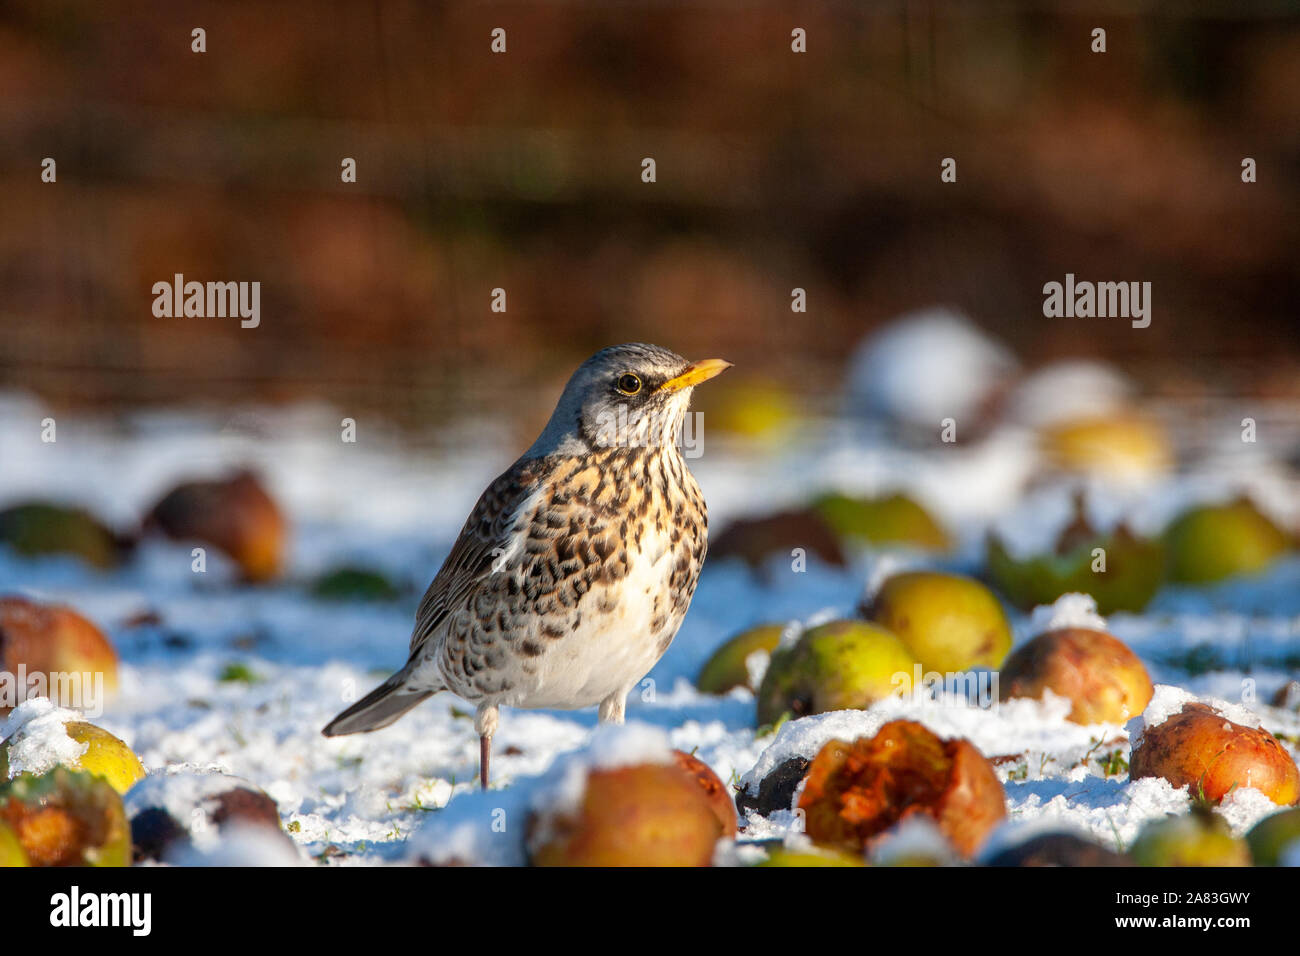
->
[438,445,708,710]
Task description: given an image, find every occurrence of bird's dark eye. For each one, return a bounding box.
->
[615,373,642,395]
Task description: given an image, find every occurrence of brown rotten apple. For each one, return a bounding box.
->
[797,720,1006,858]
[1130,702,1299,806]
[999,627,1153,725]
[145,470,287,582]
[0,768,130,867]
[672,750,738,837]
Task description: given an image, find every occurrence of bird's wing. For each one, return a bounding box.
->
[406,458,548,660]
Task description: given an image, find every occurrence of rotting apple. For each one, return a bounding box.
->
[1130,702,1299,806]
[797,720,1007,858]
[999,627,1153,725]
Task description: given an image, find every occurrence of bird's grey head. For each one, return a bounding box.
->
[527,343,732,458]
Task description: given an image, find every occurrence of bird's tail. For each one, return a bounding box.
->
[321,672,435,736]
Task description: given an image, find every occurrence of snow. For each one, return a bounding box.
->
[1217,787,1284,833]
[869,817,959,865]
[528,723,674,827]
[811,424,1039,527]
[1125,683,1264,756]
[715,837,769,867]
[166,825,306,867]
[773,619,805,651]
[1,388,1298,865]
[124,766,259,820]
[578,722,675,769]
[123,767,275,850]
[845,308,1018,428]
[1029,593,1109,635]
[1006,360,1133,429]
[0,698,88,777]
[742,649,772,690]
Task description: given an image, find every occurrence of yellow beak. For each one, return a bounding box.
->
[657,358,733,393]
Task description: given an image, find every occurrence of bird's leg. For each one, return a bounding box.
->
[474,703,499,789]
[597,686,631,724]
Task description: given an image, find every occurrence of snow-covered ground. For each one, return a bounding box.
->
[1,385,1298,865]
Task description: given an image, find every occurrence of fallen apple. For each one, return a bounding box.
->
[1164,498,1288,585]
[1040,415,1172,480]
[1129,809,1250,867]
[756,844,864,867]
[0,818,28,866]
[673,750,737,837]
[0,597,118,714]
[145,470,288,582]
[863,571,1013,672]
[999,627,1153,724]
[1130,702,1299,806]
[0,767,130,866]
[527,760,727,867]
[986,496,1164,615]
[797,720,1006,858]
[811,492,949,551]
[0,503,130,570]
[0,715,145,795]
[696,623,786,695]
[1245,806,1300,866]
[755,620,916,725]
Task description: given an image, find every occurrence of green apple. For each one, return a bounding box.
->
[697,624,786,694]
[1129,810,1250,867]
[756,620,917,725]
[0,503,127,569]
[811,492,949,551]
[1164,498,1288,584]
[1245,807,1300,867]
[987,527,1164,615]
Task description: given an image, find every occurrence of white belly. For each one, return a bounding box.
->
[514,527,681,710]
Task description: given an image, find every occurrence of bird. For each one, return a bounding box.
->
[322,343,731,788]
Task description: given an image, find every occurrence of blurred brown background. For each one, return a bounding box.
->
[1,0,1297,433]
